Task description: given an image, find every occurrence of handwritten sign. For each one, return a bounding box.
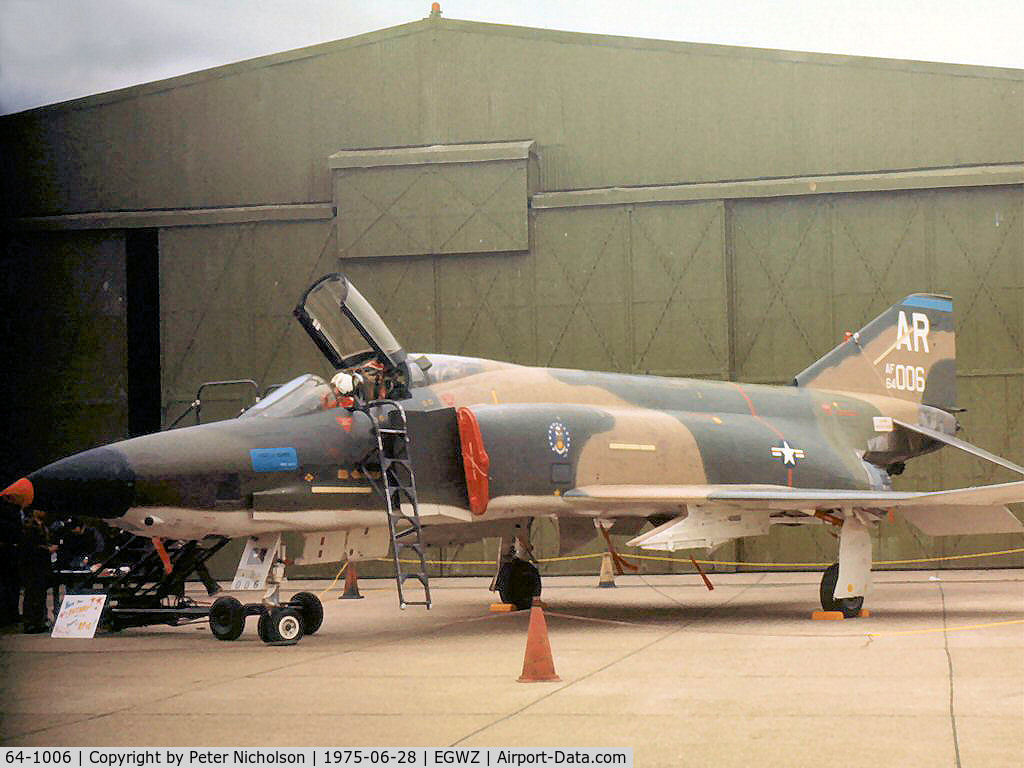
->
[52,594,107,638]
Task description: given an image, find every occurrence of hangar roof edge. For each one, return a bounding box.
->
[3,16,1021,120]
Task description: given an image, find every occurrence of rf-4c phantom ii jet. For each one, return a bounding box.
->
[4,274,1023,644]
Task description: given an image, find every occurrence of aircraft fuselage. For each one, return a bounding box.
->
[20,356,953,541]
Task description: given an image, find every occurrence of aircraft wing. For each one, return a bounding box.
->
[563,480,1024,511]
[564,482,1024,549]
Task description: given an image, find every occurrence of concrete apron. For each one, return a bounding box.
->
[1,570,1022,768]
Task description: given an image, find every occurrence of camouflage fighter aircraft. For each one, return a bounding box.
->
[4,274,1022,643]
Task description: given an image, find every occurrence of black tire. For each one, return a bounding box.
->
[290,592,323,635]
[209,596,245,641]
[271,607,304,645]
[837,596,864,618]
[499,560,541,611]
[257,612,271,643]
[258,607,304,646]
[819,563,840,612]
[820,563,864,618]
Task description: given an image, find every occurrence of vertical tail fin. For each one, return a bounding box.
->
[795,294,956,410]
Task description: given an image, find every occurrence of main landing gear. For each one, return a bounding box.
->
[819,511,873,618]
[492,527,542,611]
[496,559,542,611]
[819,563,864,618]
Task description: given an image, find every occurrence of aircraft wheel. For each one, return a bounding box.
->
[499,560,541,611]
[290,592,323,635]
[209,596,245,641]
[820,563,864,617]
[836,596,864,618]
[258,607,304,646]
[819,563,840,611]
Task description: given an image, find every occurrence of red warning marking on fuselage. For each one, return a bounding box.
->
[732,383,786,440]
[732,383,794,487]
[336,415,353,432]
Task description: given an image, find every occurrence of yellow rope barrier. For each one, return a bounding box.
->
[868,618,1024,637]
[317,560,349,597]
[388,546,1024,569]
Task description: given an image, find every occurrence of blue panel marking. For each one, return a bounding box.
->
[903,296,953,313]
[250,447,298,472]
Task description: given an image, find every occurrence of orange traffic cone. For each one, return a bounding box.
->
[338,561,364,600]
[518,598,560,683]
[597,552,616,588]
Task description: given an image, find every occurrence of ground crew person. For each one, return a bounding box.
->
[52,517,107,615]
[19,508,56,633]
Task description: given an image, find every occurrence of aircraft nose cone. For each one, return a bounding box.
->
[26,447,135,518]
[0,477,34,507]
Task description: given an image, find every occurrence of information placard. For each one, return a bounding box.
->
[231,533,281,590]
[51,594,107,638]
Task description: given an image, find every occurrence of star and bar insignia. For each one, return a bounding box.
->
[770,440,805,466]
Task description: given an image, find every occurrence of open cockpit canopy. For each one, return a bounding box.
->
[294,274,406,372]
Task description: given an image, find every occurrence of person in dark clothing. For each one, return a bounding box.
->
[19,509,56,633]
[0,507,22,626]
[60,518,107,569]
[51,517,107,615]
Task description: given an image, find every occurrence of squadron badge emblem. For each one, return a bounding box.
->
[547,421,571,457]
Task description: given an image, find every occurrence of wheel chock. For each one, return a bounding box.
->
[338,562,364,600]
[811,609,872,620]
[490,603,515,612]
[597,552,616,588]
[518,598,560,683]
[811,611,846,620]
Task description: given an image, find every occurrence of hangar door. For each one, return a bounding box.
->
[330,140,535,259]
[532,201,729,378]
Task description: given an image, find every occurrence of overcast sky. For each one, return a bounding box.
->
[2,0,1022,115]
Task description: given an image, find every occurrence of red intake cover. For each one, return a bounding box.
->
[456,407,490,516]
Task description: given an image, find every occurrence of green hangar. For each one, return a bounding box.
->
[2,14,1021,571]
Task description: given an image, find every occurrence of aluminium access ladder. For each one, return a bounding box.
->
[359,400,432,609]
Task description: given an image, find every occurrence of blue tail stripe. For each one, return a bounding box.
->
[903,296,953,313]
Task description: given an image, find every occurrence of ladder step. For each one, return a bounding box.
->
[360,399,431,611]
[391,520,421,531]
